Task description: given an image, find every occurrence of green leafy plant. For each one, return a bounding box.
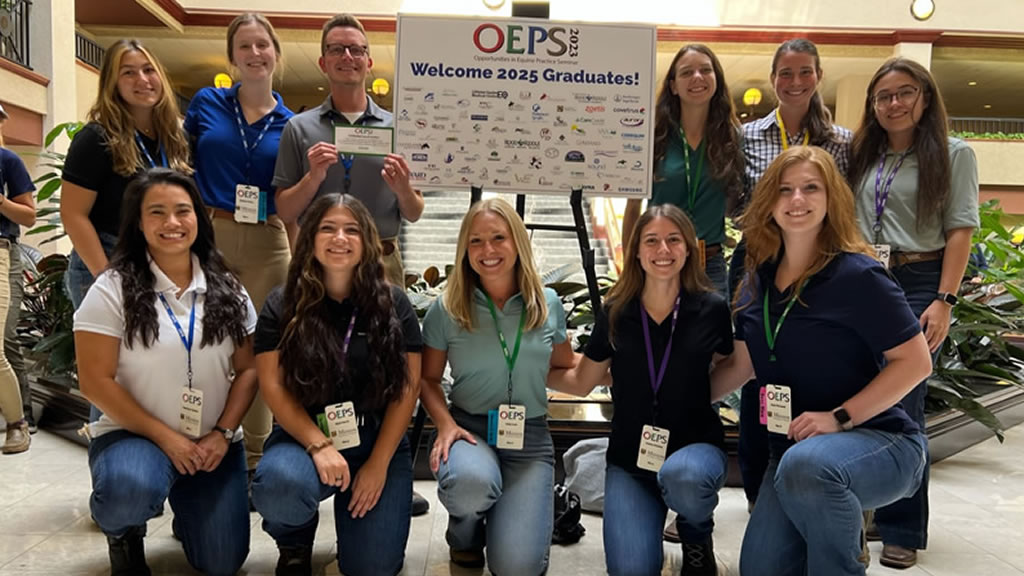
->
[951,131,1024,141]
[26,122,82,245]
[929,200,1024,441]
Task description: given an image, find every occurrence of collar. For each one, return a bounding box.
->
[228,84,287,119]
[473,287,524,312]
[751,109,781,134]
[148,253,207,296]
[317,93,386,124]
[630,288,703,317]
[755,251,845,292]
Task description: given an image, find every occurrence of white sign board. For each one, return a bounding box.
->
[394,14,656,198]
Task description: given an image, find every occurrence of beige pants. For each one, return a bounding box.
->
[0,242,23,424]
[211,213,291,470]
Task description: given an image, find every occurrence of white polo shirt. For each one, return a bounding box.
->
[74,254,257,440]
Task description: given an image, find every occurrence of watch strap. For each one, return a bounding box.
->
[936,292,958,306]
[832,408,854,431]
[213,425,232,439]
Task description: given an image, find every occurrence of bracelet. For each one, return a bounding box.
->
[305,439,332,454]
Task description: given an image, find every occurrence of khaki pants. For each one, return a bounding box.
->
[211,213,291,470]
[0,241,23,424]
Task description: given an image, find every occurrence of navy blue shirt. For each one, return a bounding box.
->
[586,290,733,474]
[0,148,36,239]
[184,85,293,215]
[734,252,922,456]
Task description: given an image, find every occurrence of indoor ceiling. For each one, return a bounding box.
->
[81,27,1024,121]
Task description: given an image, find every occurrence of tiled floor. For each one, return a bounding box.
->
[1,424,1023,575]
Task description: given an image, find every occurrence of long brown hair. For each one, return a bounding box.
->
[849,57,951,230]
[606,204,712,344]
[88,39,190,176]
[278,194,408,412]
[737,146,874,308]
[771,39,840,145]
[653,44,743,208]
[443,198,548,332]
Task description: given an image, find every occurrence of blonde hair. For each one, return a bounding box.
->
[443,198,548,332]
[606,204,712,345]
[737,146,874,308]
[88,39,190,176]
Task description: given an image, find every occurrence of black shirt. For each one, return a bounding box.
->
[586,290,733,475]
[254,283,423,418]
[62,122,163,237]
[734,252,922,457]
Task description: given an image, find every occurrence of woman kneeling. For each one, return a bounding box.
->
[251,194,421,576]
[76,168,258,576]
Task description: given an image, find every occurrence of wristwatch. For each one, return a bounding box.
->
[936,292,958,306]
[832,407,854,431]
[213,425,235,441]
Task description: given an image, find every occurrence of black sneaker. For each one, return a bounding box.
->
[412,490,430,517]
[680,536,718,576]
[275,544,312,576]
[108,526,151,576]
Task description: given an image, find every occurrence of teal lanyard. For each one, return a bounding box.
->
[763,280,806,362]
[484,295,526,405]
[679,128,705,213]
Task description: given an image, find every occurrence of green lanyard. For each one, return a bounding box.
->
[763,280,807,362]
[679,128,705,213]
[485,294,526,405]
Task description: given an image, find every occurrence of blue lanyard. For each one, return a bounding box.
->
[134,132,167,168]
[158,292,196,389]
[233,99,274,184]
[340,155,354,195]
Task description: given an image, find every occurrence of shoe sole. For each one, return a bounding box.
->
[2,443,29,454]
[880,555,917,569]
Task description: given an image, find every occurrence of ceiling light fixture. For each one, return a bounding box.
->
[968,81,977,86]
[910,0,935,21]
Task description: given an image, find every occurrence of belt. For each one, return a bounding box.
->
[209,208,271,226]
[381,238,396,256]
[704,243,722,259]
[891,249,943,269]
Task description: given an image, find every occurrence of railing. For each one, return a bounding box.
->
[75,32,104,70]
[601,197,623,274]
[0,0,32,69]
[950,116,1024,136]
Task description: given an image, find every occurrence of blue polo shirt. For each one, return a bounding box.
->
[0,148,35,239]
[422,288,567,419]
[734,252,921,456]
[184,85,293,215]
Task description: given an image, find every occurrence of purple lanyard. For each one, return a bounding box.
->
[640,295,680,397]
[339,310,357,366]
[872,149,910,240]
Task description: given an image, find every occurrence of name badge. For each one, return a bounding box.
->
[324,401,361,450]
[234,184,262,224]
[495,404,526,450]
[637,424,670,472]
[765,384,792,435]
[334,125,394,157]
[179,387,204,438]
[873,244,891,269]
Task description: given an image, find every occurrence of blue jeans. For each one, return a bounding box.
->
[88,430,249,576]
[604,443,728,576]
[434,409,554,576]
[68,231,117,422]
[874,259,942,550]
[705,251,728,300]
[253,424,413,576]
[739,429,926,576]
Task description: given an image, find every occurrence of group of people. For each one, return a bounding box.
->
[5,7,973,576]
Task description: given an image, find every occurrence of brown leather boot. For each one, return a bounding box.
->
[881,544,918,569]
[2,420,30,454]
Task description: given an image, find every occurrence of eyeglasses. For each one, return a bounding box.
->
[324,44,368,59]
[871,86,921,109]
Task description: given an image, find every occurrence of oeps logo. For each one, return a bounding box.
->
[472,23,580,58]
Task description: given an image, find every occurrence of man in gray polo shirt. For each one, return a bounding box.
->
[273,13,424,286]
